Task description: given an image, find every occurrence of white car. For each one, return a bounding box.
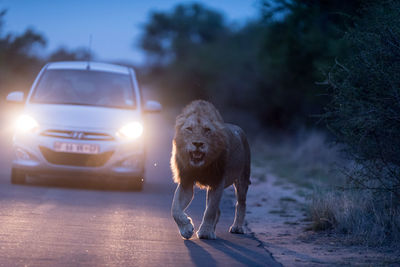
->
[6,61,161,190]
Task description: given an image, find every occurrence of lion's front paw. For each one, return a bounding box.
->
[197,226,216,240]
[179,220,194,239]
[229,225,244,234]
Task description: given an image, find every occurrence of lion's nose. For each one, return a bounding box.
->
[192,142,204,149]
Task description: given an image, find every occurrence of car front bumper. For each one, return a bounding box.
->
[12,129,145,178]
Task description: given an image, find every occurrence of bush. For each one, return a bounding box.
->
[140,1,365,129]
[311,189,400,246]
[325,0,400,199]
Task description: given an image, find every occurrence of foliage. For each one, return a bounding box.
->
[0,10,92,98]
[324,0,400,199]
[141,3,227,65]
[140,1,365,129]
[257,0,365,127]
[0,10,46,96]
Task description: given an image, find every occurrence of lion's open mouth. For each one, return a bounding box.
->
[190,151,205,165]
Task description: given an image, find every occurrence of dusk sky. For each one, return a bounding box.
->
[0,0,260,64]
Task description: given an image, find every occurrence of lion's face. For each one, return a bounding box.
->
[175,113,226,168]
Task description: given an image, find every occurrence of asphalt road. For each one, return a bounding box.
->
[0,110,280,267]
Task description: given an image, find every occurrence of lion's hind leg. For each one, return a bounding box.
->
[230,134,250,234]
[229,179,249,234]
[214,208,221,231]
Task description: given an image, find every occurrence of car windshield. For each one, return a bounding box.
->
[31,69,136,109]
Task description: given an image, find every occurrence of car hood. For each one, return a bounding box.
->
[24,103,142,130]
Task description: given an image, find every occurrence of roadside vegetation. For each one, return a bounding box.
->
[320,0,400,246]
[252,130,346,189]
[254,128,400,246]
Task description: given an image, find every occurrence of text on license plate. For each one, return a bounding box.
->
[54,142,100,154]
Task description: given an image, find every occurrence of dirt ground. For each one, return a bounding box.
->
[224,167,400,266]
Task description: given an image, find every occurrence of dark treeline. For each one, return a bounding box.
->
[0,9,44,99]
[139,0,367,129]
[0,10,90,100]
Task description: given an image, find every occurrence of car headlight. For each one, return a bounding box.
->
[15,115,39,133]
[117,122,143,139]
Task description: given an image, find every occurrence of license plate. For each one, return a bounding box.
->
[54,142,100,154]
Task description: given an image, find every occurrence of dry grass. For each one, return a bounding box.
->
[253,130,400,247]
[252,130,347,188]
[311,189,400,246]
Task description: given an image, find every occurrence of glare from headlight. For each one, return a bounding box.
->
[15,115,39,133]
[118,122,143,139]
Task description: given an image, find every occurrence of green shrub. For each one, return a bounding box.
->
[140,1,366,129]
[325,0,400,199]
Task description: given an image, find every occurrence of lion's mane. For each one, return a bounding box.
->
[171,100,228,189]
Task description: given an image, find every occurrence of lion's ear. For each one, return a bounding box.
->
[214,109,224,123]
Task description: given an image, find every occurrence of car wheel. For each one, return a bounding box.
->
[11,168,26,184]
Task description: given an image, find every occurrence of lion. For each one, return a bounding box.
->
[170,100,251,240]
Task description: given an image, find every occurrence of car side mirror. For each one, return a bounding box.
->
[6,91,24,103]
[144,100,162,113]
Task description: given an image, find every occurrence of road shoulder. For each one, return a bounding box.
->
[229,167,400,266]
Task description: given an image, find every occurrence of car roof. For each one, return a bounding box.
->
[46,61,131,74]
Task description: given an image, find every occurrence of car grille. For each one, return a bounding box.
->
[39,146,114,167]
[41,129,114,141]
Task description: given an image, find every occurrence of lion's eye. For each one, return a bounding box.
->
[185,127,193,132]
[203,127,211,134]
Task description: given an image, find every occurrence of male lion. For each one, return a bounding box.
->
[171,100,250,239]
